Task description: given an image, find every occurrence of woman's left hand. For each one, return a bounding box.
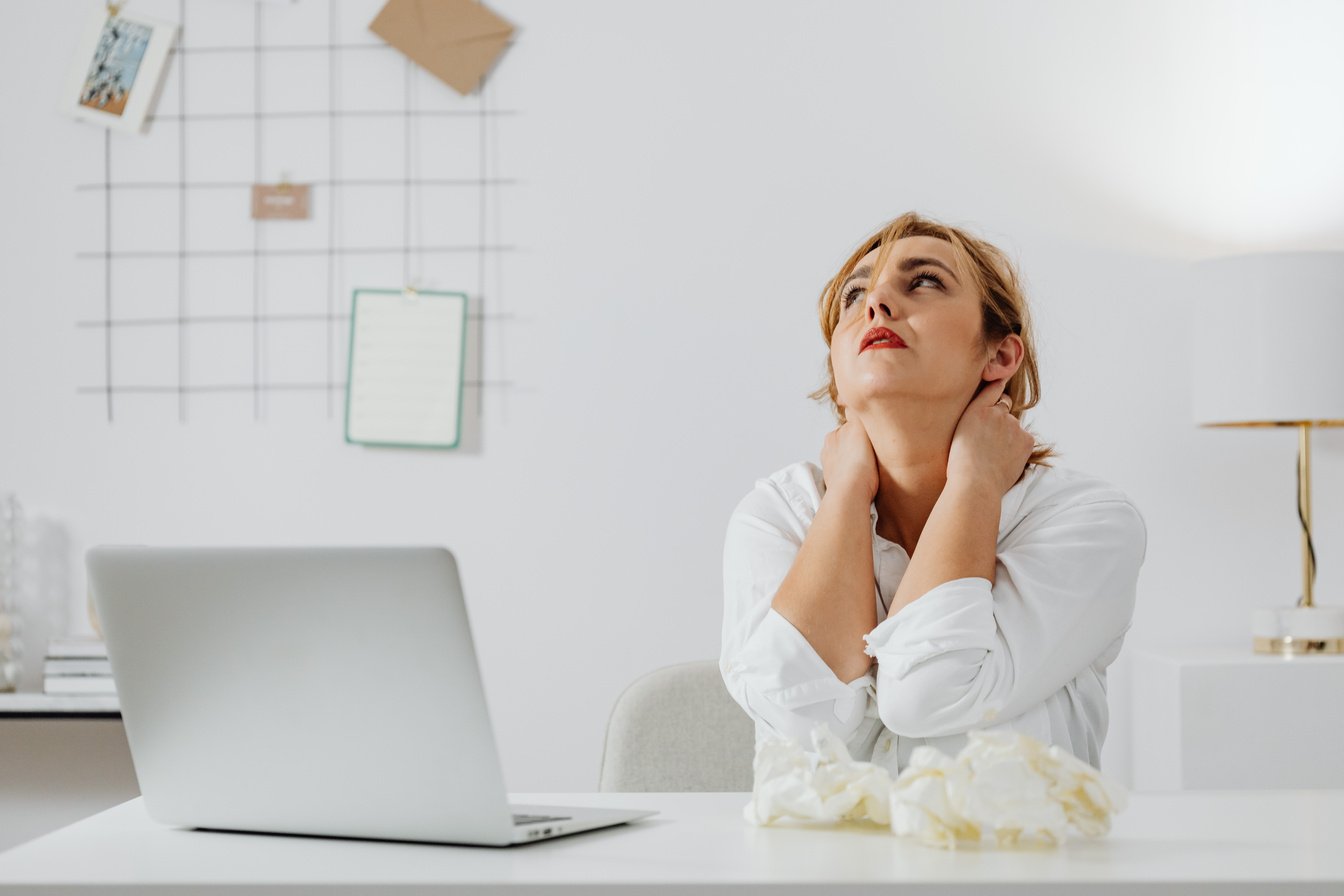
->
[947,377,1036,496]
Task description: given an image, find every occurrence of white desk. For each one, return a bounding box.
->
[0,790,1341,893]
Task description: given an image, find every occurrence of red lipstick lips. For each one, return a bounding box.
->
[860,327,907,353]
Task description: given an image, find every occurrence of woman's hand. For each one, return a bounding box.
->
[947,377,1036,496]
[821,414,879,502]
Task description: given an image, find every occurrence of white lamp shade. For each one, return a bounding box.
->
[1192,252,1344,427]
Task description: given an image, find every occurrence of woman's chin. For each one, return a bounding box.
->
[848,380,909,402]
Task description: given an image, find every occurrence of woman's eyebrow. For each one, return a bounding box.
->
[839,265,872,294]
[900,256,960,284]
[840,256,961,295]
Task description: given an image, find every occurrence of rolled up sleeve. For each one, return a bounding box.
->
[861,498,1146,739]
[720,490,877,746]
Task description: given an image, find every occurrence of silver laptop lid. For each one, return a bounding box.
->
[87,545,519,846]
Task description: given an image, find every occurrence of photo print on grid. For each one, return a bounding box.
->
[63,5,178,134]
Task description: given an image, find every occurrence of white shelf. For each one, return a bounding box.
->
[1131,645,1344,790]
[0,693,121,716]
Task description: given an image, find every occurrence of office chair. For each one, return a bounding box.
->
[597,659,755,792]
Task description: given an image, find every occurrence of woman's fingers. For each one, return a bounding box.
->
[948,377,1030,495]
[974,376,1009,408]
[820,417,878,500]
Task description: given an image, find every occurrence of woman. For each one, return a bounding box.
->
[720,211,1147,775]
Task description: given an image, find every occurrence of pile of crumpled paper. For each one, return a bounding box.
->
[742,724,1128,849]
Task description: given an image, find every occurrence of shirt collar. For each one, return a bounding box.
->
[869,464,1038,544]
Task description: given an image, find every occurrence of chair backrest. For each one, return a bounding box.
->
[598,659,755,792]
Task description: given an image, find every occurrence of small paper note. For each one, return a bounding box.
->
[345,289,468,449]
[251,184,311,220]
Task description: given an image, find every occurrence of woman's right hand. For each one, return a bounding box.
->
[820,414,879,502]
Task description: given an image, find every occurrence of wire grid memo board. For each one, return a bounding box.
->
[72,0,516,436]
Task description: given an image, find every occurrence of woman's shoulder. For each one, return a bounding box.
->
[730,459,826,527]
[1021,462,1139,511]
[762,459,826,499]
[732,459,1143,547]
[1015,463,1147,550]
[742,460,1140,514]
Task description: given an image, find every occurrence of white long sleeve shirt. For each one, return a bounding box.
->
[720,459,1147,776]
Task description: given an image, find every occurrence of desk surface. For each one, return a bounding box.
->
[0,790,1341,893]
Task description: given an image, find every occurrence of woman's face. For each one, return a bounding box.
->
[830,235,991,416]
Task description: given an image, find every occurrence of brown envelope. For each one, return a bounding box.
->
[369,0,515,96]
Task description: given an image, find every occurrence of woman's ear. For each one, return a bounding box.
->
[982,333,1024,382]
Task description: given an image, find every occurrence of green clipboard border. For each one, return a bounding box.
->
[344,287,469,450]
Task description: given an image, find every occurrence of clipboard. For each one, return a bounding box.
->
[344,288,468,449]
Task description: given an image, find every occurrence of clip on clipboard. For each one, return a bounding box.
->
[344,287,468,449]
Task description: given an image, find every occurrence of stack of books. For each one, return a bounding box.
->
[43,636,116,695]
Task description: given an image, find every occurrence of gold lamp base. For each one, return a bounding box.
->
[1252,636,1344,655]
[1251,607,1344,655]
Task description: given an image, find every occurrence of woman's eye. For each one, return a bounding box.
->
[842,271,944,310]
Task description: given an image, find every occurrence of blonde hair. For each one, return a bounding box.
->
[808,211,1060,469]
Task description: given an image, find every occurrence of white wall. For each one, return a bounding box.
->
[3,0,1344,794]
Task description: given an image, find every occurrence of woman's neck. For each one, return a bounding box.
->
[857,406,959,554]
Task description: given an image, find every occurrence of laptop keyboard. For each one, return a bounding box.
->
[512,813,571,825]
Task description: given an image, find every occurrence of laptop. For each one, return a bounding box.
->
[86,545,658,847]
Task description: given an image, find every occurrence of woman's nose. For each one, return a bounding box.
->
[866,287,894,321]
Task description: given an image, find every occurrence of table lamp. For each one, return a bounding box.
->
[1191,251,1344,655]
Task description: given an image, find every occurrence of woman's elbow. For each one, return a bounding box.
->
[874,656,1000,738]
[876,686,943,738]
[724,674,860,745]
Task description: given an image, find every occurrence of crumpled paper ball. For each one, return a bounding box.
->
[742,724,892,826]
[743,723,1128,850]
[891,728,1129,849]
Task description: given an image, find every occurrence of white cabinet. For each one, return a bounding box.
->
[1130,646,1344,790]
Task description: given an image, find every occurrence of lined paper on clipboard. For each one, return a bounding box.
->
[344,289,468,449]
